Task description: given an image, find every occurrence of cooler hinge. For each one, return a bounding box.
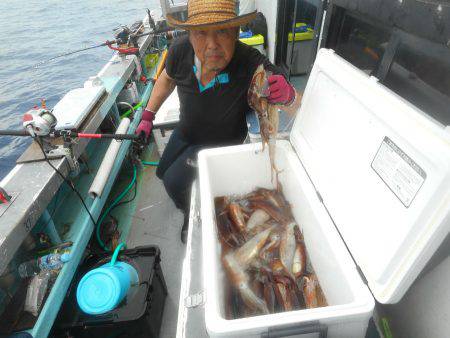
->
[184,291,205,308]
[356,265,368,285]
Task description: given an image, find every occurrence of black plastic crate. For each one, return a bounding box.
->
[52,245,167,338]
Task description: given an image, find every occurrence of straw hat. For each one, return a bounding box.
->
[167,0,257,30]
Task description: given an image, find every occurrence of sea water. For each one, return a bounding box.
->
[0,0,164,180]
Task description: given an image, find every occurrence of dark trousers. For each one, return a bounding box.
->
[156,128,202,212]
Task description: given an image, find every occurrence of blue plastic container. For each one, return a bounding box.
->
[76,261,139,315]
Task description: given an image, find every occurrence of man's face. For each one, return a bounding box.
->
[189,28,238,73]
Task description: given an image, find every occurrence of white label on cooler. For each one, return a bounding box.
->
[372,137,426,208]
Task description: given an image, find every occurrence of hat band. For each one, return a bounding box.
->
[188,10,236,20]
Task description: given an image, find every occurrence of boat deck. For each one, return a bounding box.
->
[125,145,185,338]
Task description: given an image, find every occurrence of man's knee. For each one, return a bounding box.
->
[155,163,165,180]
[162,170,189,210]
[162,170,179,198]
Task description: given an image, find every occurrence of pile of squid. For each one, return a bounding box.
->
[215,187,327,319]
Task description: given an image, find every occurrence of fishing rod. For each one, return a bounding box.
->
[34,6,176,68]
[0,109,139,141]
[33,8,188,68]
[34,27,174,67]
[0,129,139,140]
[35,42,116,66]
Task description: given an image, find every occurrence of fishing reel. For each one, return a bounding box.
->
[113,21,144,48]
[22,108,57,137]
[22,108,80,174]
[107,25,140,55]
[114,25,134,46]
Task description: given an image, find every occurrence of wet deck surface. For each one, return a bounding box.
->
[126,147,185,338]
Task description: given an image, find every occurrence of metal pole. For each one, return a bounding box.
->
[288,0,299,80]
[41,209,63,245]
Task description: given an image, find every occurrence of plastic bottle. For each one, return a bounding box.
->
[18,252,71,278]
[24,270,51,316]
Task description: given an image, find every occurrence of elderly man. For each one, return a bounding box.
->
[136,0,301,242]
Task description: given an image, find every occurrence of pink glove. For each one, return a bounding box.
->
[136,109,155,142]
[267,74,295,105]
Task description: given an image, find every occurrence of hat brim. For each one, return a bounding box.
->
[167,11,257,30]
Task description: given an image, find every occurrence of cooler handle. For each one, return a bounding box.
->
[262,322,328,338]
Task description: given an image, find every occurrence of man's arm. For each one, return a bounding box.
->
[145,69,176,113]
[136,69,176,141]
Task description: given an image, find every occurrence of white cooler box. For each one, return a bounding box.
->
[198,49,450,337]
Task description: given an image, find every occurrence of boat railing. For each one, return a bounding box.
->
[0,16,159,337]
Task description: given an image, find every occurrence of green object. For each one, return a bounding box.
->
[121,101,143,119]
[110,242,125,266]
[288,23,314,42]
[380,317,394,338]
[240,34,264,46]
[145,53,160,70]
[96,165,138,251]
[142,161,159,166]
[141,143,159,167]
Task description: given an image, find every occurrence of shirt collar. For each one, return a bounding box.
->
[193,55,230,92]
[194,56,202,81]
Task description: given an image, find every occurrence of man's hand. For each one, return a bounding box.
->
[266,74,295,106]
[136,109,155,143]
[136,69,175,144]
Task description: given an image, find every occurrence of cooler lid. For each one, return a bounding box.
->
[290,49,450,304]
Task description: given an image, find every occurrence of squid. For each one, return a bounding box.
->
[248,64,281,186]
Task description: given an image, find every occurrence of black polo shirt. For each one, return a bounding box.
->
[165,35,283,146]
